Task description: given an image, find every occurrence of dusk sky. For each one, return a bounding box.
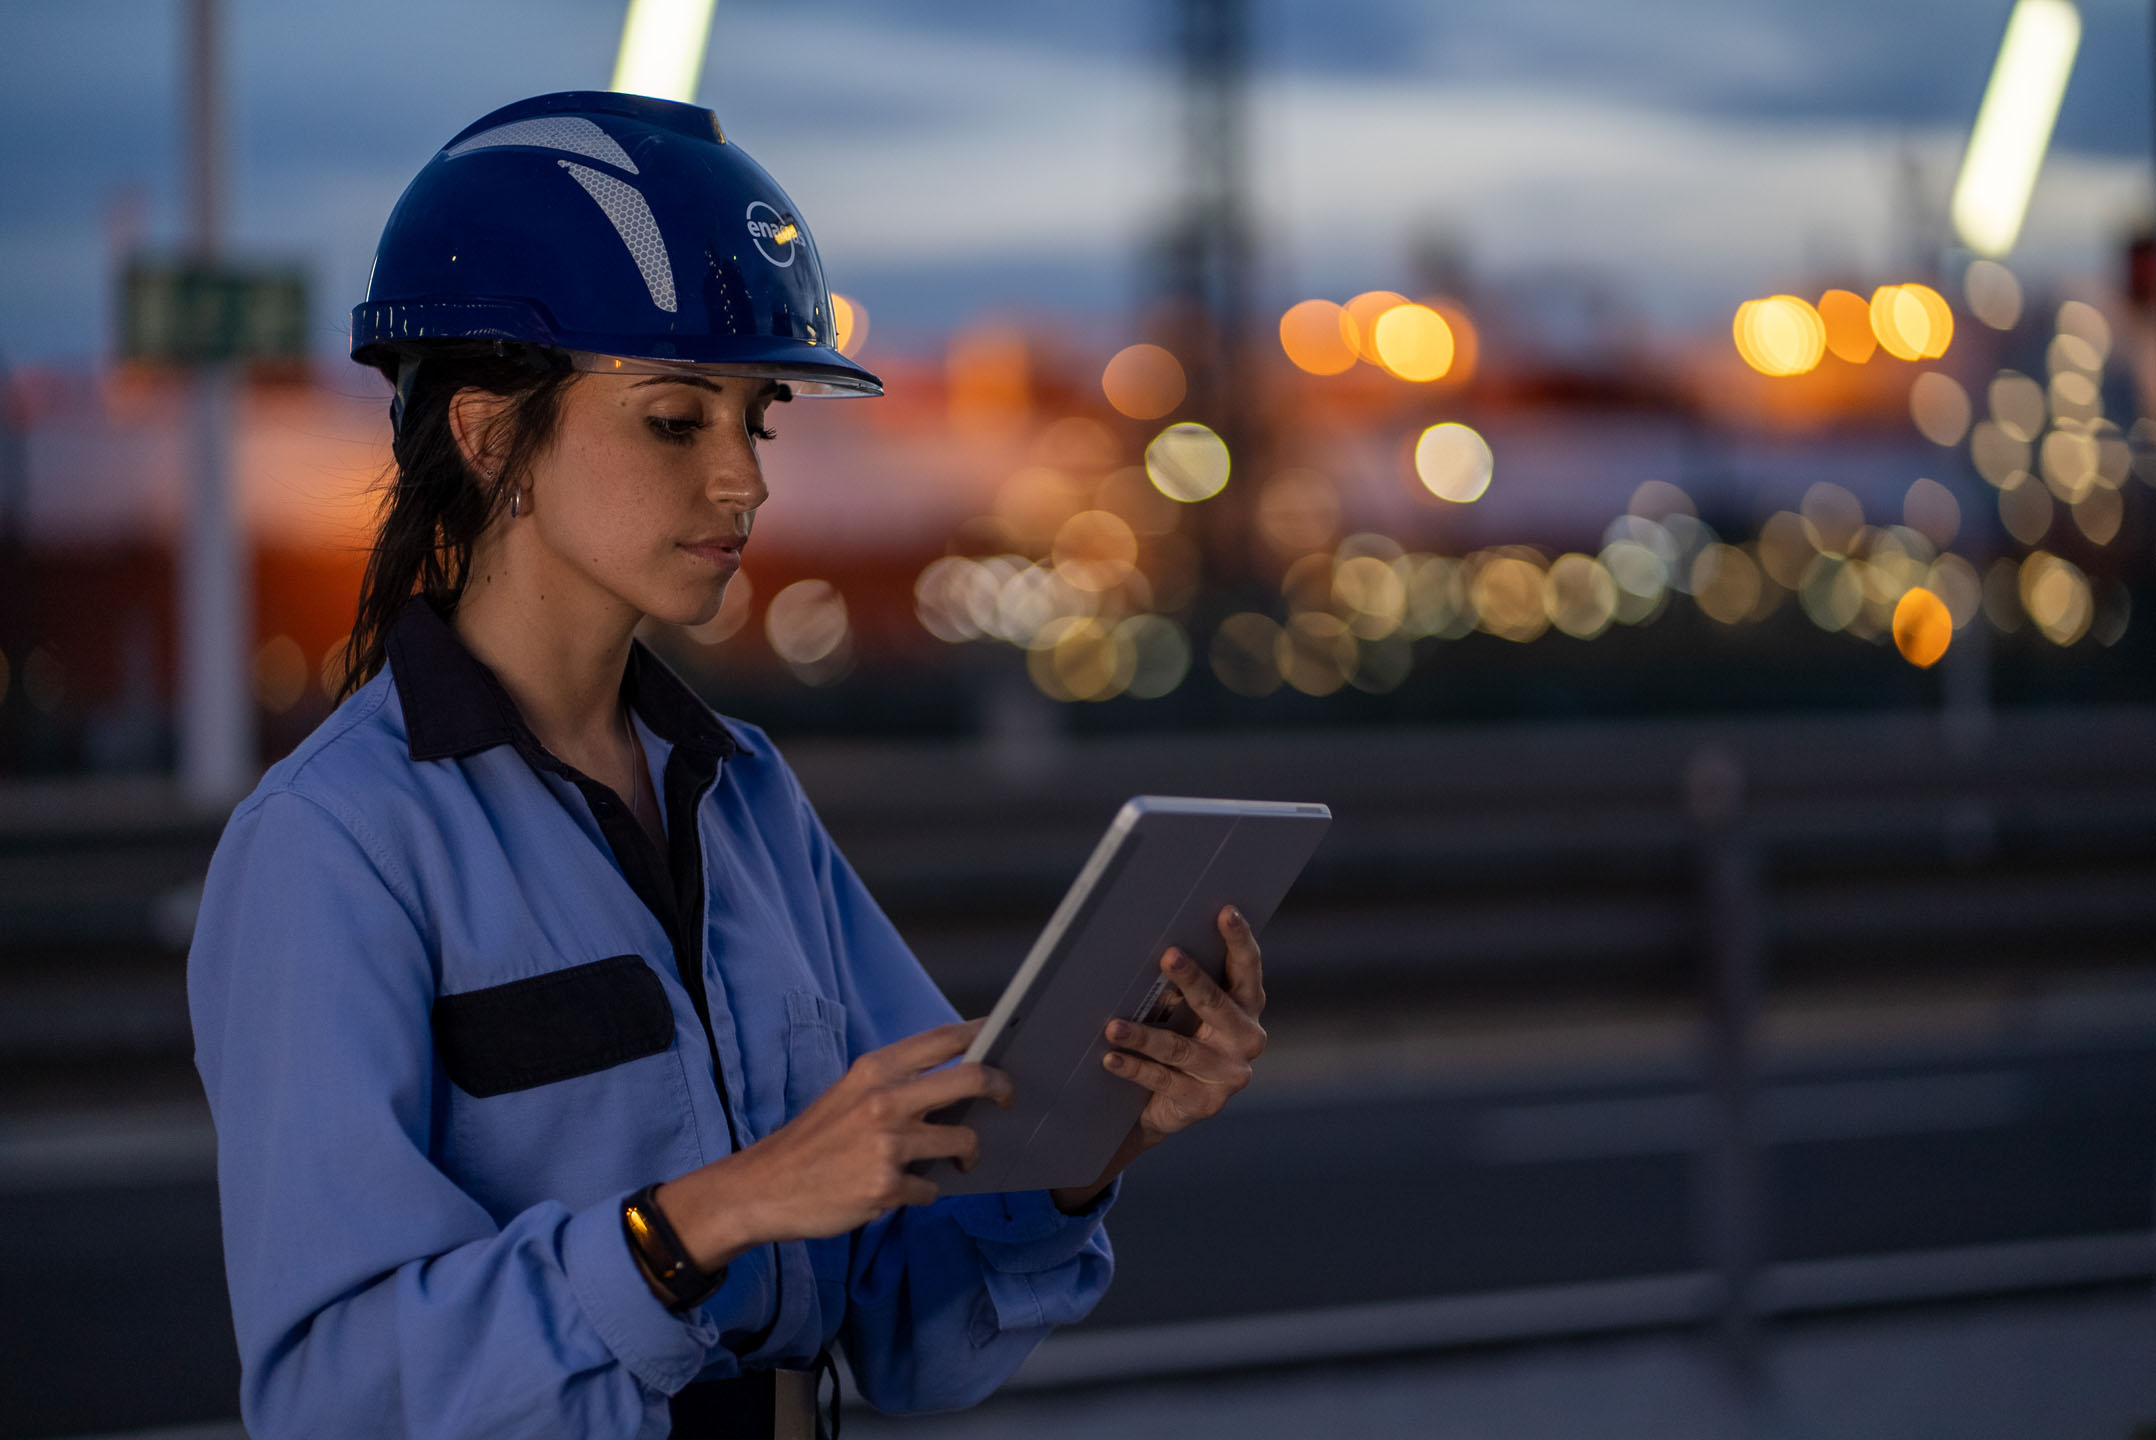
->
[3,0,2151,368]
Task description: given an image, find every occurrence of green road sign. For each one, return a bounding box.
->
[121,259,310,365]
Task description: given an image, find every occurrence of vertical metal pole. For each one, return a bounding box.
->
[178,0,251,805]
[1687,746,1765,1397]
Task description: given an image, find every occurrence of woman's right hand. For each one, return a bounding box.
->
[653,1019,1012,1273]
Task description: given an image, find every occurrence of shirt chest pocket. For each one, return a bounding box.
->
[782,988,849,1118]
[433,955,675,1097]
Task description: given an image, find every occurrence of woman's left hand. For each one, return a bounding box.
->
[1050,905,1266,1212]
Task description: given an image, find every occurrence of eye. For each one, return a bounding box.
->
[747,412,778,445]
[647,414,704,445]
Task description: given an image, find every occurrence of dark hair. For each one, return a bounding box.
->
[337,346,576,700]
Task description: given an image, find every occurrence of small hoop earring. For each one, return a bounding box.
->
[509,487,524,518]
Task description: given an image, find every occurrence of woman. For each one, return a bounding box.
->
[186,91,1270,1440]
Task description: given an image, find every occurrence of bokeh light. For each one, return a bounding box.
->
[1544,553,1618,639]
[1372,303,1456,382]
[253,635,308,715]
[1969,419,2032,487]
[1027,616,1135,702]
[1799,555,1864,632]
[1997,472,2054,545]
[1470,552,1550,642]
[1279,300,1358,376]
[1800,482,1864,557]
[1870,284,1952,360]
[2056,300,2112,363]
[1909,372,1971,446]
[1101,343,1187,420]
[1117,614,1191,699]
[1414,422,1493,503]
[2019,550,2093,644]
[1144,422,1231,502]
[1340,290,1410,364]
[1051,509,1140,592]
[1903,477,1962,550]
[1692,545,1763,625]
[2073,485,2124,545]
[1988,371,2046,442]
[1892,588,1953,667]
[1963,260,2024,330]
[831,293,869,357]
[1211,612,1285,696]
[1399,554,1476,638]
[1277,612,1357,696]
[1733,295,1826,376]
[1333,554,1409,639]
[765,579,853,683]
[1818,289,1878,364]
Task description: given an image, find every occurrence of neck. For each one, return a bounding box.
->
[451,523,642,764]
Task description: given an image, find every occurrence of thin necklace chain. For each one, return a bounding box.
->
[621,703,660,844]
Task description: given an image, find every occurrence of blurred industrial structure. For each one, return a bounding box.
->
[3,0,2154,1436]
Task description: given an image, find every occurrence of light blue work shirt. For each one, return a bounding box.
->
[187,596,1115,1438]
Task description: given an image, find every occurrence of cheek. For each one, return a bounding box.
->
[540,433,693,573]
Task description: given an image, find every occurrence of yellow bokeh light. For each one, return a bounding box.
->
[1332,555,1408,640]
[1414,422,1493,503]
[2018,550,2092,645]
[1870,284,1953,361]
[1692,545,1763,625]
[253,635,308,715]
[1279,300,1358,376]
[1116,614,1191,699]
[1051,509,1140,592]
[1470,553,1550,643]
[1818,289,1878,363]
[1733,296,1827,376]
[1144,422,1231,502]
[765,579,852,677]
[1101,343,1187,420]
[1372,304,1456,382]
[1909,371,1972,447]
[831,293,869,357]
[1276,612,1357,696]
[1891,587,1953,667]
[1339,290,1409,364]
[1543,554,1617,639]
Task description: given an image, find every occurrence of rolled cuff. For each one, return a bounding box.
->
[561,1188,726,1393]
[947,1179,1119,1273]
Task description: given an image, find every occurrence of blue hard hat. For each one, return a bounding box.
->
[350,90,880,398]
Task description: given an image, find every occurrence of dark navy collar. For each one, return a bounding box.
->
[385,594,738,766]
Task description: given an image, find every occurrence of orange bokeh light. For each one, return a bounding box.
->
[1733,296,1826,376]
[1278,299,1358,375]
[1339,290,1409,365]
[1372,303,1455,382]
[1817,289,1876,363]
[1892,586,1953,666]
[1100,343,1187,420]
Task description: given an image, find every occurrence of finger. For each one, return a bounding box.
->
[1104,1018,1247,1084]
[902,1121,981,1170]
[896,1176,941,1207]
[1158,947,1259,1045]
[893,1061,1014,1118]
[869,1018,986,1081]
[1218,905,1267,1016]
[1101,1050,1228,1124]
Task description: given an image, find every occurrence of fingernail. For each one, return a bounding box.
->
[1169,951,1195,973]
[1228,906,1247,928]
[1104,1053,1127,1071]
[1106,1020,1131,1041]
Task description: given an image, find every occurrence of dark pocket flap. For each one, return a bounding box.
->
[433,955,674,1098]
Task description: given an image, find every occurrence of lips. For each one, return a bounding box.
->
[683,538,745,567]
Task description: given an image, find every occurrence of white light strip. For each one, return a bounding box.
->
[1950,0,2083,258]
[609,0,719,104]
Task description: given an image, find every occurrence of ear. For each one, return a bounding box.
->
[447,388,515,484]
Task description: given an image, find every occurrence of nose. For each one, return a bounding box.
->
[707,439,769,521]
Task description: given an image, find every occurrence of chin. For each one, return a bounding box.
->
[640,577,733,632]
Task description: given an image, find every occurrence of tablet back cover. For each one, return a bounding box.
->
[923,797,1329,1195]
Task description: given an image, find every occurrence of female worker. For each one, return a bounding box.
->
[185,91,1270,1440]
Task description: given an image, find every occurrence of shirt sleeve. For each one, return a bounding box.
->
[784,765,1117,1414]
[187,788,744,1440]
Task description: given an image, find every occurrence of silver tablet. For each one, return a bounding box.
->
[918,795,1331,1196]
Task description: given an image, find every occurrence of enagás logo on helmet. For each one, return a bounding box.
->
[745,200,799,268]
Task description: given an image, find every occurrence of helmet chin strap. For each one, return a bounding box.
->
[390,354,422,439]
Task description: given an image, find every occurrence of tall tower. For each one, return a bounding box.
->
[1156,0,1260,589]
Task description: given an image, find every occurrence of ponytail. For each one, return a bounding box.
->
[338,346,574,701]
